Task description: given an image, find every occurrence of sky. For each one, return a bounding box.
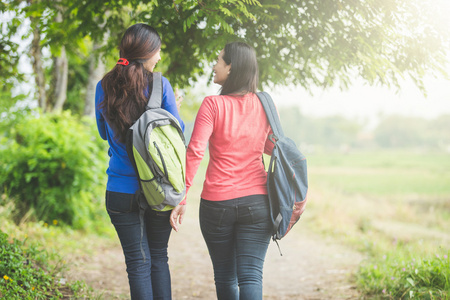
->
[266,75,450,127]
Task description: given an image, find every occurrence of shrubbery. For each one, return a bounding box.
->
[0,230,93,299]
[0,111,107,229]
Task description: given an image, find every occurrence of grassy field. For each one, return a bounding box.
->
[302,150,450,298]
[304,150,450,242]
[309,151,450,197]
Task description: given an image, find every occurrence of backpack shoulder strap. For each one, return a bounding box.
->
[146,72,163,110]
[256,91,284,139]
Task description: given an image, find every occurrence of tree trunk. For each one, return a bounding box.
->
[30,23,47,112]
[83,47,105,118]
[51,8,68,113]
[51,46,68,112]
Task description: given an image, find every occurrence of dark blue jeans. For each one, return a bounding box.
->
[106,191,172,300]
[199,195,272,300]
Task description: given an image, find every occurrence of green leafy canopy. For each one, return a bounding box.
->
[2,0,450,94]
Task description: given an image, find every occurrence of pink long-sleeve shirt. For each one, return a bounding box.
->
[185,93,274,202]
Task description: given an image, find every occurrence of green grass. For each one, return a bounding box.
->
[357,248,450,299]
[308,150,450,197]
[308,150,450,171]
[302,150,450,299]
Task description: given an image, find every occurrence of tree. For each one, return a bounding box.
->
[2,0,69,113]
[425,115,450,149]
[373,115,428,148]
[1,0,449,115]
[1,2,25,112]
[60,0,450,90]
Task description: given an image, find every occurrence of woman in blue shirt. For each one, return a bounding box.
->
[95,23,184,300]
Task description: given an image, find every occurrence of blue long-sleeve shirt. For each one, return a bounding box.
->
[95,76,185,194]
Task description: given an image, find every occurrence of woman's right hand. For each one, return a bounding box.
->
[170,203,186,232]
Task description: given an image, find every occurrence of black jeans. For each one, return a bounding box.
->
[106,191,172,300]
[199,195,272,300]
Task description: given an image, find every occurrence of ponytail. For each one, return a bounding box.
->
[100,24,161,143]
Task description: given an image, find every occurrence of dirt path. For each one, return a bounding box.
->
[66,210,364,300]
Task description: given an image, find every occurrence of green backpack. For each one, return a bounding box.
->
[126,72,186,211]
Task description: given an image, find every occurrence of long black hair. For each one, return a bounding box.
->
[220,42,259,95]
[100,23,161,142]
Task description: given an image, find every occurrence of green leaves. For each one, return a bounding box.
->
[1,0,449,109]
[0,112,107,229]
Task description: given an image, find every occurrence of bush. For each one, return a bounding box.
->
[0,230,93,299]
[0,111,107,229]
[357,249,450,299]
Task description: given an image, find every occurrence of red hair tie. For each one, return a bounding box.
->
[117,58,129,66]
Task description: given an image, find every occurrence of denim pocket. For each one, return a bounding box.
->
[200,200,227,228]
[248,205,270,225]
[106,191,137,214]
[245,195,270,225]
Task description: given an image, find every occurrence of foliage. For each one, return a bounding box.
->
[0,111,107,228]
[63,40,91,115]
[55,0,263,86]
[276,106,450,151]
[374,114,450,149]
[0,9,23,90]
[1,0,449,115]
[278,106,363,150]
[0,90,28,117]
[374,116,429,148]
[357,249,450,299]
[0,230,94,299]
[56,0,450,90]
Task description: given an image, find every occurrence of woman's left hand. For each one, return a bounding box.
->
[170,204,186,232]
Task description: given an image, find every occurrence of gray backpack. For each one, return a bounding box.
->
[257,92,308,241]
[126,72,186,211]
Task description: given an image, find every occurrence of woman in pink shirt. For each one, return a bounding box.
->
[170,42,274,300]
